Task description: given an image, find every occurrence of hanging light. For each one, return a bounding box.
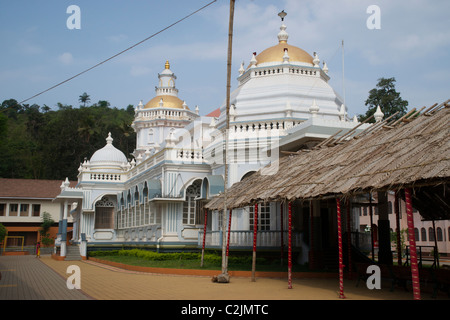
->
[278,10,287,21]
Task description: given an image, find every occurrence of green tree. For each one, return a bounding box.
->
[0,223,7,243]
[78,92,91,107]
[39,212,55,246]
[359,77,408,122]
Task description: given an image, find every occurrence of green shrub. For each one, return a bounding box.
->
[89,249,268,266]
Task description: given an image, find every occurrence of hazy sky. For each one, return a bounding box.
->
[1,0,449,118]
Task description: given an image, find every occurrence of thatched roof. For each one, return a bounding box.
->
[206,101,450,217]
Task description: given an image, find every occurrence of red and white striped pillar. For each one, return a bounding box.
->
[405,188,421,300]
[336,198,345,299]
[251,203,258,282]
[288,201,293,289]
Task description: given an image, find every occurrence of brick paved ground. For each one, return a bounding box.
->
[0,255,90,300]
[1,254,448,302]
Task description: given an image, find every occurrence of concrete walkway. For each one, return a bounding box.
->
[2,254,448,301]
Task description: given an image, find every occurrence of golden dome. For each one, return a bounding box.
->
[144,95,189,110]
[254,42,313,66]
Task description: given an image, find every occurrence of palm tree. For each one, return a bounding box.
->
[78,92,91,107]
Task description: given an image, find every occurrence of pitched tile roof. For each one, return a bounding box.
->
[0,178,77,199]
[206,108,220,118]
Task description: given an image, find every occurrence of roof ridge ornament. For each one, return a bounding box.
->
[374,105,384,122]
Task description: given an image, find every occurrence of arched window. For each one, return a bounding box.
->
[429,227,435,242]
[421,228,427,242]
[183,180,201,225]
[414,228,419,241]
[437,227,443,242]
[95,196,115,229]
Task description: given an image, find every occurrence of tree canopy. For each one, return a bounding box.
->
[0,96,135,180]
[359,77,408,122]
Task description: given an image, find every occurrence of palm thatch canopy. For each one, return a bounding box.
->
[206,100,450,220]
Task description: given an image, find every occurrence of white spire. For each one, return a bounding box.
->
[239,61,245,75]
[283,48,290,64]
[250,53,257,68]
[309,99,320,117]
[374,105,384,122]
[322,61,328,74]
[313,52,320,67]
[339,104,347,121]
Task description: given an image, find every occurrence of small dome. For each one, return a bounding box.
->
[144,95,188,110]
[254,43,314,66]
[248,20,314,68]
[90,133,127,164]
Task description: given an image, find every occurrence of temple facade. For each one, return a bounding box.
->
[54,14,371,261]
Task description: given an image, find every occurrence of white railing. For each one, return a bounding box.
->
[198,230,302,248]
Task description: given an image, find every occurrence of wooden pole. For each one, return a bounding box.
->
[346,199,352,280]
[251,203,258,282]
[369,193,375,261]
[432,219,440,268]
[336,198,345,299]
[221,0,235,281]
[394,191,402,266]
[280,202,284,266]
[201,208,208,267]
[404,188,421,300]
[309,200,314,270]
[288,201,293,289]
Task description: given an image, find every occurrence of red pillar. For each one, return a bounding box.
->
[251,203,258,282]
[336,198,345,299]
[405,188,421,300]
[288,201,293,289]
[226,209,232,257]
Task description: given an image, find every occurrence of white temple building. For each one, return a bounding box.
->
[54,13,372,260]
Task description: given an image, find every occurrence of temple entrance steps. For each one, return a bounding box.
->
[65,245,82,261]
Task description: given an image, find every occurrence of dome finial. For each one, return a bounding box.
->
[106,132,113,144]
[278,23,289,44]
[277,11,288,43]
[165,60,170,69]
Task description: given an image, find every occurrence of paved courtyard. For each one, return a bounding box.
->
[0,254,448,302]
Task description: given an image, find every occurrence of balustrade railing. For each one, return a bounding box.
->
[198,230,302,248]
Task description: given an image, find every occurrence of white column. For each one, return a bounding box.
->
[60,200,68,257]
